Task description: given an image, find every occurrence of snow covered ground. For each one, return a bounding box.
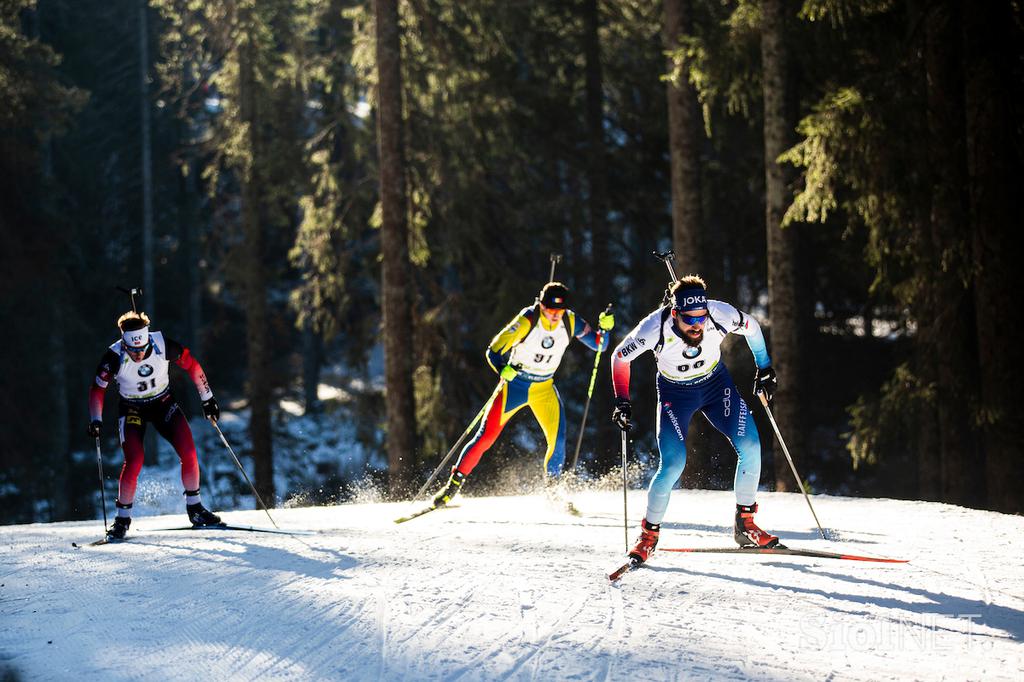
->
[2,489,1023,681]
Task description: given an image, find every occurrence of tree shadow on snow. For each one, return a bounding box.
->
[646,563,1024,642]
[124,535,358,580]
[0,661,23,682]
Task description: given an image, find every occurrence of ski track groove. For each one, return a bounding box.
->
[239,541,368,680]
[26,540,104,672]
[166,544,251,678]
[213,544,332,677]
[599,580,626,682]
[497,592,591,682]
[392,582,477,651]
[284,594,375,679]
[388,579,483,681]
[121,534,348,679]
[376,580,389,682]
[446,606,536,682]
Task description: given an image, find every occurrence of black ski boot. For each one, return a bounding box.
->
[432,470,467,507]
[187,503,223,528]
[107,516,131,541]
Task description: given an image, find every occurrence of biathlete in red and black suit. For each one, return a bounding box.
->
[88,310,223,539]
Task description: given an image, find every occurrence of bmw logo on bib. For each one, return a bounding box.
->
[683,346,702,359]
[541,336,555,349]
[138,364,154,377]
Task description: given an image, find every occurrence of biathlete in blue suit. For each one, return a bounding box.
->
[610,275,780,565]
[432,282,614,506]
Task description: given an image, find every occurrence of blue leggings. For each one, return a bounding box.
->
[645,367,761,524]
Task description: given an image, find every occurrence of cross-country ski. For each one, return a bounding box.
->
[151,524,316,536]
[660,545,908,563]
[393,504,443,524]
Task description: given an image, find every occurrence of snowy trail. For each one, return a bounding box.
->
[2,490,1023,681]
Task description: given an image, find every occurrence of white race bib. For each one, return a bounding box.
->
[113,331,171,400]
[510,315,571,377]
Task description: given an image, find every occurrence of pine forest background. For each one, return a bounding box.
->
[1,0,1022,525]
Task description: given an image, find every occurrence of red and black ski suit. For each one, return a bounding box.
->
[88,332,213,507]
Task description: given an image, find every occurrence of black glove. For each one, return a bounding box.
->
[87,420,102,438]
[612,398,633,432]
[202,397,220,422]
[753,366,777,403]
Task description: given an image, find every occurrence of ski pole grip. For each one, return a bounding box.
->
[548,253,563,282]
[652,250,678,282]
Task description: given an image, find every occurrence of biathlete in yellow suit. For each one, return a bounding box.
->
[432,282,615,506]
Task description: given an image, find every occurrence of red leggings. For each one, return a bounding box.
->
[117,395,200,505]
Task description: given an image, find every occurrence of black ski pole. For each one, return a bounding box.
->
[548,253,563,283]
[653,250,679,283]
[653,250,679,306]
[620,428,629,552]
[116,286,143,314]
[568,304,613,473]
[413,378,506,501]
[758,394,827,539]
[94,437,109,532]
[210,420,279,528]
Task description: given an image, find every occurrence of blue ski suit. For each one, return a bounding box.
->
[611,300,771,524]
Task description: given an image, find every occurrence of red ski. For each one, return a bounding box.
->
[660,546,907,563]
[608,556,643,581]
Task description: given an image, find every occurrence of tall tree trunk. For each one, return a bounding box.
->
[915,349,942,501]
[923,0,982,506]
[663,0,712,488]
[180,157,202,355]
[662,0,702,275]
[43,134,71,521]
[565,165,585,294]
[139,0,161,465]
[581,0,614,471]
[583,0,609,308]
[303,321,321,417]
[375,0,417,497]
[48,314,70,521]
[240,31,275,506]
[761,0,804,492]
[962,0,1024,512]
[139,0,154,309]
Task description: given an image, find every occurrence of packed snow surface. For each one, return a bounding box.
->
[2,489,1023,681]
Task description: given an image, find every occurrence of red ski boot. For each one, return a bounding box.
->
[628,519,660,564]
[734,503,779,548]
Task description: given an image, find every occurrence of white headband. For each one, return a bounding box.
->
[122,327,150,349]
